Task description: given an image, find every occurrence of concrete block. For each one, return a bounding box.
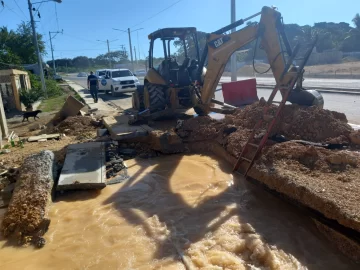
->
[28,134,60,142]
[103,115,153,140]
[97,129,108,137]
[52,95,85,125]
[57,142,106,190]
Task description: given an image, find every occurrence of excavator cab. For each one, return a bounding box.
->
[149,27,200,86]
[131,28,201,112]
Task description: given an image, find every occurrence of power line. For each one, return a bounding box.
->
[131,0,184,28]
[3,2,23,19]
[13,0,27,19]
[62,33,99,45]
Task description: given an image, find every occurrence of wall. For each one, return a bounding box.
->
[0,75,16,111]
[0,71,29,111]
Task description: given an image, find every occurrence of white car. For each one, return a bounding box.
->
[77,72,88,77]
[98,69,140,96]
[135,69,146,77]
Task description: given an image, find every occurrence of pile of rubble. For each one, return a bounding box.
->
[50,116,101,136]
[225,100,353,142]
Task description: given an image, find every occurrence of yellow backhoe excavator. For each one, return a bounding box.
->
[131,6,324,119]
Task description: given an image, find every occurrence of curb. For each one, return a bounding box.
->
[255,84,360,95]
[65,80,116,113]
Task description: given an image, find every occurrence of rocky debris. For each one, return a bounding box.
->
[51,116,101,136]
[105,142,129,181]
[29,124,46,132]
[177,116,224,142]
[247,141,360,234]
[149,130,185,154]
[1,150,55,247]
[0,168,20,207]
[349,130,360,145]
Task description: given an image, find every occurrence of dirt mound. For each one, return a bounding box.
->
[52,116,100,136]
[225,102,352,142]
[250,142,360,232]
[177,116,225,141]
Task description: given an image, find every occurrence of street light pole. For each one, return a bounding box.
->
[113,28,143,73]
[127,28,134,73]
[28,0,47,97]
[231,0,237,82]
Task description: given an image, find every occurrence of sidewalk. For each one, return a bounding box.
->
[66,80,117,115]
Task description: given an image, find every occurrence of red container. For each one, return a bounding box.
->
[222,78,259,107]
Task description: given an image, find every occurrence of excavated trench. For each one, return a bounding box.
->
[1,104,360,268]
[172,101,360,262]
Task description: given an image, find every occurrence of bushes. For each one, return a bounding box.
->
[45,79,62,98]
[20,88,43,109]
[28,71,63,98]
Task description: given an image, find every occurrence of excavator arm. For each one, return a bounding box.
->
[196,6,323,112]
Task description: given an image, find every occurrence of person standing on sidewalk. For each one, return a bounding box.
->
[87,71,99,103]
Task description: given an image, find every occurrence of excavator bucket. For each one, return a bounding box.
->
[222,78,259,107]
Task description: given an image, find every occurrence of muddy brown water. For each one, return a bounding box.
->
[0,154,357,269]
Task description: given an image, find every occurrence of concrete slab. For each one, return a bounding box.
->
[57,142,106,190]
[28,134,60,142]
[52,95,85,125]
[103,115,153,140]
[66,81,116,114]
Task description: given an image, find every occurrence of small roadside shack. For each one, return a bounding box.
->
[0,69,31,111]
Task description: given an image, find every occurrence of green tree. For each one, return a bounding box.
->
[173,31,207,60]
[353,13,360,29]
[72,56,90,69]
[0,22,46,68]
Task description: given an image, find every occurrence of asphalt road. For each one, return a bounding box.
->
[66,75,360,124]
[221,76,360,90]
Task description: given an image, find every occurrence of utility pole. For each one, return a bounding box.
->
[28,0,47,97]
[127,28,134,73]
[134,46,138,65]
[97,39,118,69]
[113,28,143,73]
[107,39,111,68]
[137,31,140,63]
[231,0,237,82]
[49,30,62,76]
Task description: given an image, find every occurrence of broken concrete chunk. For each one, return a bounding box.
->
[57,142,106,191]
[149,130,185,154]
[97,129,108,137]
[28,134,60,142]
[326,152,358,167]
[1,150,55,246]
[349,130,360,145]
[29,123,42,131]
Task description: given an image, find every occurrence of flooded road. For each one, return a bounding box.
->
[0,154,357,269]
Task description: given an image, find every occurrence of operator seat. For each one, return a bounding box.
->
[187,59,199,82]
[178,57,191,86]
[158,58,179,83]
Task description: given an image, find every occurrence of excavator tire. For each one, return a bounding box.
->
[144,84,166,112]
[132,85,145,111]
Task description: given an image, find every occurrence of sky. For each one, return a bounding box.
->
[0,0,359,62]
